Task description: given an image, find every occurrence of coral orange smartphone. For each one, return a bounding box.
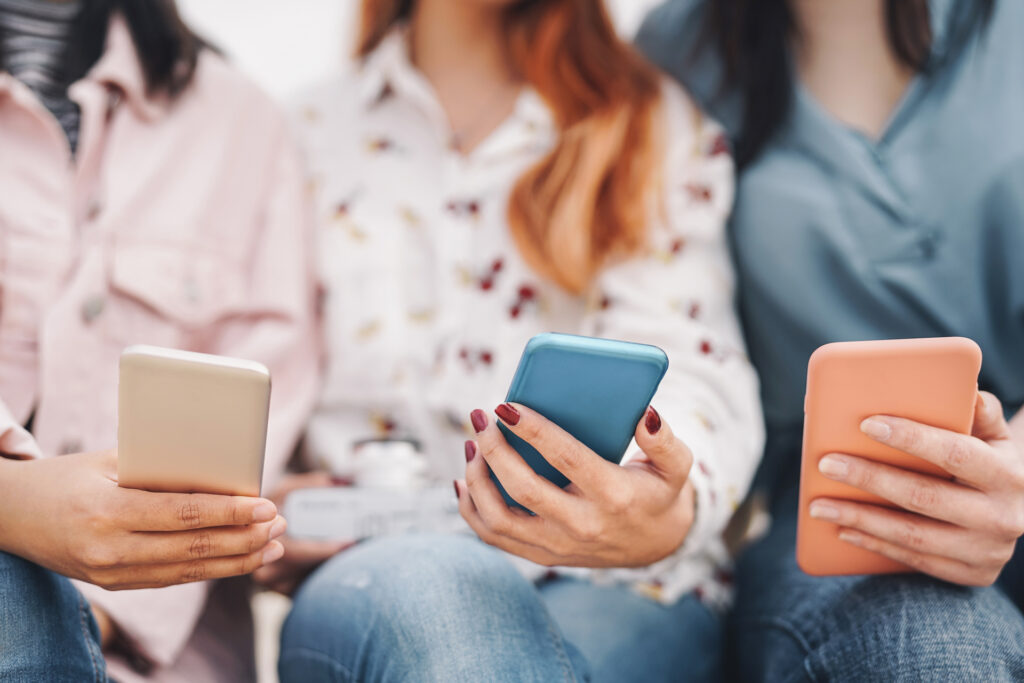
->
[797,337,982,576]
[118,345,271,497]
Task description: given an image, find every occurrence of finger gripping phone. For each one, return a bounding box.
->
[494,333,669,508]
[797,337,982,576]
[118,345,271,497]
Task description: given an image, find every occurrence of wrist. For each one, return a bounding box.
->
[0,456,25,555]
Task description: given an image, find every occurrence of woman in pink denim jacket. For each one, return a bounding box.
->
[0,1,319,681]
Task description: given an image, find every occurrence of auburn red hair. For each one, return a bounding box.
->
[358,0,664,293]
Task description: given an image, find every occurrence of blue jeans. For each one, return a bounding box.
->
[728,488,1024,681]
[0,551,108,682]
[279,533,721,682]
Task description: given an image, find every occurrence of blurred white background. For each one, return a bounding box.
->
[177,0,664,99]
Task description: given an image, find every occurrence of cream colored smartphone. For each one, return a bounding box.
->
[118,345,271,496]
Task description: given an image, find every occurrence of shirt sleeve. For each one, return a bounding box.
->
[77,117,322,669]
[576,81,764,603]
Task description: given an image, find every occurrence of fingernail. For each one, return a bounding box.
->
[262,542,284,564]
[464,440,477,463]
[453,480,460,500]
[495,403,520,426]
[645,406,662,435]
[269,517,287,540]
[470,409,488,433]
[809,501,840,521]
[838,531,861,546]
[253,501,277,523]
[818,454,849,479]
[861,417,892,442]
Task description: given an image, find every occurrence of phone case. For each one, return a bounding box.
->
[494,333,669,509]
[118,345,271,496]
[797,337,982,576]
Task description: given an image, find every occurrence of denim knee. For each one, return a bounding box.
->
[735,572,1024,682]
[279,534,581,683]
[800,576,1024,682]
[0,551,106,682]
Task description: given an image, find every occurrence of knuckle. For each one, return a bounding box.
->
[1008,465,1024,492]
[604,487,634,515]
[553,443,583,472]
[570,518,602,543]
[906,481,939,512]
[177,499,203,529]
[971,568,1000,588]
[897,520,927,551]
[536,554,559,568]
[488,515,514,537]
[80,545,117,570]
[986,543,1015,568]
[519,419,544,443]
[994,506,1024,539]
[513,483,541,510]
[943,439,972,471]
[180,561,206,583]
[189,532,214,560]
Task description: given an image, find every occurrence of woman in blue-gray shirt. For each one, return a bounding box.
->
[639,0,1024,679]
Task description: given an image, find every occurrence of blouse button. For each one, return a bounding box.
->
[80,295,106,324]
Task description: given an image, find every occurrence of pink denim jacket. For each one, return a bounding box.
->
[0,17,320,681]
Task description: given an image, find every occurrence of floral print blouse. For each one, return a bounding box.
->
[292,29,764,606]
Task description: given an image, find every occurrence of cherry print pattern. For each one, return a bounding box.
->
[297,46,758,611]
[509,283,538,319]
[446,199,482,221]
[684,182,713,203]
[708,131,730,157]
[458,346,495,372]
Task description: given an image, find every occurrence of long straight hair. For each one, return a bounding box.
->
[705,0,995,168]
[358,0,665,294]
[0,0,202,97]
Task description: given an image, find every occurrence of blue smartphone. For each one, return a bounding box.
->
[493,333,669,509]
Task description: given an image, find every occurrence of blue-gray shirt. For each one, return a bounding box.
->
[638,0,1024,496]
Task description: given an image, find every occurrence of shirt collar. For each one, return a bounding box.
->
[927,0,987,67]
[356,26,413,109]
[77,14,170,121]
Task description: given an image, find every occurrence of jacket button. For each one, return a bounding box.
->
[58,439,83,455]
[81,295,106,324]
[86,200,102,222]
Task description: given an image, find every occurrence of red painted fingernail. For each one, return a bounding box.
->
[495,403,520,426]
[645,406,662,435]
[470,409,488,433]
[464,440,477,462]
[453,480,460,499]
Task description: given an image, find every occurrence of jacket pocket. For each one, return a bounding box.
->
[103,238,248,347]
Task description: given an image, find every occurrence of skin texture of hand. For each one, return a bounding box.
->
[811,391,1024,586]
[253,471,352,595]
[457,403,695,568]
[0,450,286,591]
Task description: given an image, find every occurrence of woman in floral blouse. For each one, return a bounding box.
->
[274,0,763,680]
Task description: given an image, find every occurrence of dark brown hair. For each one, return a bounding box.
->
[705,0,994,168]
[0,0,202,98]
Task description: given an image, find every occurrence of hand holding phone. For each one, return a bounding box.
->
[798,337,1024,586]
[0,450,285,591]
[454,334,697,569]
